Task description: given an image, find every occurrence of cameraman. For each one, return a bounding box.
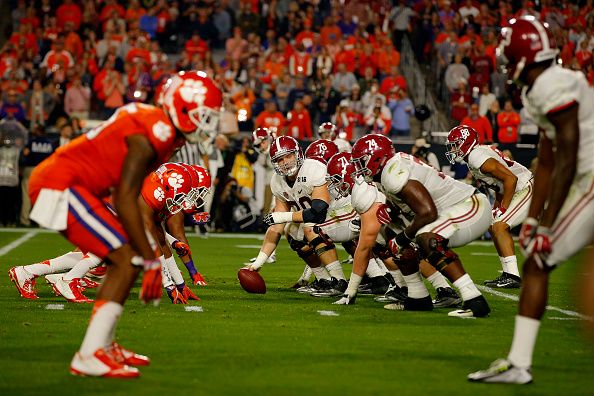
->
[363,97,391,135]
[220,177,256,232]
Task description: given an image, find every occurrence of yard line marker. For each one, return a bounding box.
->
[549,317,581,321]
[318,310,339,316]
[470,252,499,256]
[185,306,203,312]
[477,285,592,320]
[0,231,38,257]
[45,304,64,310]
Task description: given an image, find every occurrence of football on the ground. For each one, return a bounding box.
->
[238,269,266,294]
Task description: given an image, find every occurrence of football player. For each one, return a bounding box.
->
[446,125,534,288]
[247,136,350,297]
[327,152,460,308]
[349,134,492,317]
[318,122,352,153]
[15,71,222,378]
[468,16,594,384]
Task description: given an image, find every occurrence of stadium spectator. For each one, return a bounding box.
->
[315,76,341,124]
[450,80,472,125]
[458,0,480,23]
[64,77,91,121]
[445,54,470,92]
[361,80,386,111]
[485,99,501,144]
[387,0,416,51]
[56,0,82,31]
[461,103,493,144]
[387,87,414,137]
[286,77,311,113]
[332,99,359,141]
[255,100,285,135]
[364,97,392,135]
[25,80,54,128]
[478,84,496,116]
[286,99,313,141]
[332,62,357,97]
[497,100,521,144]
[0,91,26,124]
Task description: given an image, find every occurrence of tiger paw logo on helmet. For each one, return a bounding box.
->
[153,187,165,201]
[167,173,184,189]
[179,80,207,107]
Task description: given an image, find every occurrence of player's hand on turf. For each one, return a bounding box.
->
[171,240,190,257]
[139,258,162,305]
[192,272,208,286]
[191,212,210,225]
[333,294,356,305]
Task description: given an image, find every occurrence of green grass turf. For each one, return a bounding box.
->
[0,230,593,396]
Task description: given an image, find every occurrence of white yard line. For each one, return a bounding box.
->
[477,285,592,320]
[0,231,38,257]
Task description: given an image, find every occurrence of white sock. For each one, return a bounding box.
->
[312,266,331,280]
[160,256,175,288]
[500,255,520,277]
[325,260,345,280]
[426,271,450,290]
[79,300,122,356]
[403,272,430,298]
[270,249,277,259]
[507,315,541,369]
[365,258,385,277]
[345,273,362,297]
[390,270,406,288]
[453,273,481,301]
[165,255,185,285]
[63,254,102,281]
[299,265,313,282]
[24,251,84,277]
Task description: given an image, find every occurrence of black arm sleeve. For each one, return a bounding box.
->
[302,199,329,224]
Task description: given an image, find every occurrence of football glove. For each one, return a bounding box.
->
[333,294,357,305]
[171,240,190,257]
[348,219,361,233]
[388,231,414,256]
[492,205,507,219]
[192,272,208,286]
[519,217,538,255]
[138,258,162,305]
[376,203,393,225]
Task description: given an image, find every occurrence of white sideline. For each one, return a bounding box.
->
[0,231,38,257]
[477,285,592,320]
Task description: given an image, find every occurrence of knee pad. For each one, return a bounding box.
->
[287,235,314,260]
[308,235,335,257]
[425,235,459,271]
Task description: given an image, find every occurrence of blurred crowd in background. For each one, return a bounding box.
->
[0,0,592,231]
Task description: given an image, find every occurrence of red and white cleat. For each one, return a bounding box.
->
[192,272,208,286]
[8,266,38,299]
[45,275,93,303]
[181,284,200,301]
[110,342,150,366]
[87,264,107,278]
[80,277,101,289]
[70,348,140,378]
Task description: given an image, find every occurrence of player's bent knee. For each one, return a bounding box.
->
[422,234,459,272]
[287,235,315,260]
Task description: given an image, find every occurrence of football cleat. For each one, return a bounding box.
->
[358,275,393,295]
[448,295,491,318]
[432,287,462,308]
[70,349,140,378]
[181,284,200,301]
[384,302,406,311]
[87,264,107,278]
[374,285,407,303]
[341,256,353,264]
[468,359,533,384]
[192,272,208,286]
[310,278,348,297]
[296,280,319,294]
[110,343,150,366]
[484,272,521,289]
[45,275,93,303]
[333,294,357,305]
[403,295,434,311]
[166,287,188,304]
[80,277,101,289]
[8,266,38,299]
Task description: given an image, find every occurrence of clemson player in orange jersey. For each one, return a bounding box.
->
[20,71,222,378]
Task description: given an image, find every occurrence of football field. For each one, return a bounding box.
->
[0,229,592,396]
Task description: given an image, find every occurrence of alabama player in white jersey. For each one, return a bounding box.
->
[350,134,492,317]
[447,124,534,288]
[327,152,461,308]
[469,16,594,384]
[247,136,350,296]
[318,122,352,153]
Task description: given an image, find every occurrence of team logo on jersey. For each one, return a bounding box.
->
[179,79,207,106]
[367,139,379,150]
[153,187,165,202]
[153,120,173,142]
[167,172,184,189]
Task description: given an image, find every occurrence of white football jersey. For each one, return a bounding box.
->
[379,153,475,213]
[271,158,348,211]
[467,145,533,192]
[334,138,352,153]
[351,180,386,214]
[522,65,594,175]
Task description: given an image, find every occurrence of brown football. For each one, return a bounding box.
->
[238,268,266,294]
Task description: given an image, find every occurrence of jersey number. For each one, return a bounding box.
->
[287,197,312,212]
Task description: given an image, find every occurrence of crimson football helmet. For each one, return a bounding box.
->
[497,16,558,82]
[446,125,479,164]
[251,127,276,154]
[159,71,222,142]
[318,122,338,140]
[305,139,339,164]
[269,136,304,177]
[155,163,194,215]
[326,152,355,199]
[350,134,395,180]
